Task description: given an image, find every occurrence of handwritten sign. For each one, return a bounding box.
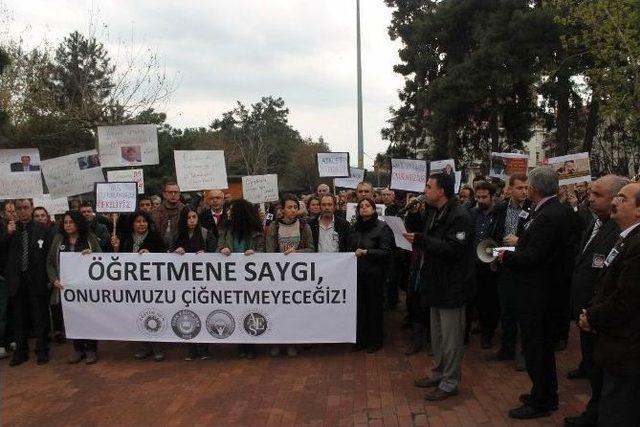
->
[0,148,44,199]
[107,168,145,194]
[242,174,279,204]
[174,150,228,191]
[334,167,366,189]
[95,182,137,213]
[41,150,104,197]
[32,194,70,216]
[390,158,427,192]
[317,152,350,178]
[97,124,159,167]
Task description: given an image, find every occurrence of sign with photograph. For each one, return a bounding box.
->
[0,148,44,199]
[107,168,145,194]
[390,158,427,192]
[41,150,105,197]
[316,152,350,178]
[547,152,592,186]
[490,152,529,181]
[97,124,159,167]
[174,150,228,191]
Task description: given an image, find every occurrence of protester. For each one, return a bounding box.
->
[579,182,640,427]
[111,211,167,361]
[498,167,579,419]
[308,195,350,253]
[564,175,628,427]
[380,188,399,216]
[0,202,16,359]
[32,207,54,228]
[1,199,52,366]
[79,202,110,251]
[380,188,403,310]
[219,199,266,359]
[356,182,374,201]
[150,195,161,210]
[404,173,475,401]
[348,197,394,353]
[458,185,474,206]
[305,196,321,221]
[468,180,499,349]
[171,206,217,361]
[198,189,227,239]
[138,197,154,214]
[47,211,100,364]
[3,201,16,223]
[152,182,184,247]
[486,173,531,369]
[316,183,331,198]
[266,194,314,357]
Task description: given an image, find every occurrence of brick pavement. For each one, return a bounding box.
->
[1,307,589,426]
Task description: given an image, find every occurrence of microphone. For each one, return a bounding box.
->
[398,194,425,216]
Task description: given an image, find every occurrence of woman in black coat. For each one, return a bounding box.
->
[111,210,167,361]
[348,197,394,352]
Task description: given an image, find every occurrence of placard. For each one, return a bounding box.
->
[0,148,44,199]
[97,124,159,167]
[32,194,70,215]
[174,150,228,191]
[334,167,366,189]
[242,174,279,204]
[547,152,592,186]
[107,168,145,194]
[490,152,529,180]
[390,158,427,192]
[316,152,350,178]
[41,150,105,197]
[346,202,386,223]
[429,159,456,176]
[60,252,357,344]
[95,182,138,213]
[383,216,413,251]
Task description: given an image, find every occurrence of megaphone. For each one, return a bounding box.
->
[476,239,498,263]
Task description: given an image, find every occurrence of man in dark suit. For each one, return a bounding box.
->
[0,199,52,366]
[580,182,640,427]
[198,189,228,240]
[498,167,579,419]
[308,195,350,253]
[10,155,40,172]
[564,175,628,427]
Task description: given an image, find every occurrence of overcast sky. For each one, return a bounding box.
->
[3,0,404,168]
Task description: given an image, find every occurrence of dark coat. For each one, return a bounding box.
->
[308,215,351,252]
[502,197,579,314]
[491,199,533,243]
[416,199,475,308]
[199,208,229,240]
[119,230,166,253]
[0,220,52,297]
[170,226,217,253]
[571,217,620,318]
[347,218,394,278]
[587,225,640,375]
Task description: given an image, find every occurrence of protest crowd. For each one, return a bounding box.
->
[1,157,640,427]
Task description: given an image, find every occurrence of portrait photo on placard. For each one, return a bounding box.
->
[77,154,101,170]
[120,145,142,164]
[10,153,41,173]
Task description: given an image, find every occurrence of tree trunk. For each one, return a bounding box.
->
[555,72,571,155]
[581,98,599,153]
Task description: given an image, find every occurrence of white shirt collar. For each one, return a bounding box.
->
[620,221,640,239]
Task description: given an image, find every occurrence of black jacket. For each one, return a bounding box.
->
[119,231,166,253]
[308,215,351,252]
[588,225,640,375]
[503,197,579,314]
[571,217,620,318]
[0,220,52,297]
[491,199,533,243]
[347,217,394,278]
[416,199,475,308]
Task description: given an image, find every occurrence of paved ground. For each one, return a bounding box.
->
[1,306,589,427]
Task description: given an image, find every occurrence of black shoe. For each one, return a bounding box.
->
[424,387,458,401]
[414,376,440,388]
[481,337,493,349]
[555,339,567,351]
[519,393,558,411]
[9,353,28,367]
[485,350,515,361]
[36,353,50,365]
[567,369,587,380]
[508,404,551,420]
[564,415,597,426]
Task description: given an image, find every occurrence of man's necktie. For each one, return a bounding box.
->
[21,227,29,272]
[583,218,602,253]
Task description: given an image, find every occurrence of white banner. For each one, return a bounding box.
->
[242,174,279,204]
[95,182,138,213]
[547,152,592,186]
[316,152,350,178]
[32,194,70,215]
[334,167,366,189]
[97,124,159,167]
[107,168,145,194]
[0,148,44,199]
[390,158,427,192]
[41,150,105,197]
[60,253,357,343]
[174,150,228,191]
